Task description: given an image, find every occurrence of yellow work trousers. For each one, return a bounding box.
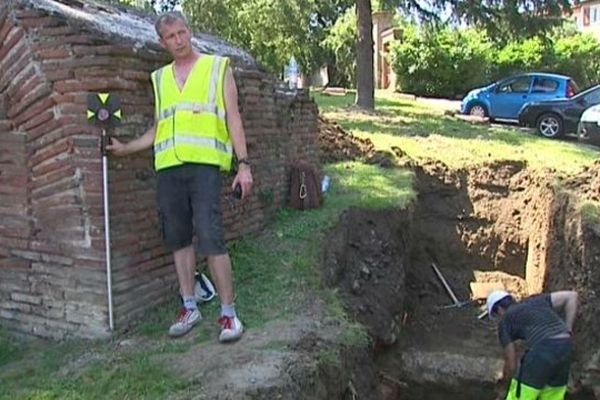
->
[505,378,568,400]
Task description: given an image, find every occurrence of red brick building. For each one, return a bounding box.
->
[0,0,320,339]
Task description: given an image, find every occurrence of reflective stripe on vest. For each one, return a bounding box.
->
[151,55,232,172]
[154,135,232,155]
[157,103,226,122]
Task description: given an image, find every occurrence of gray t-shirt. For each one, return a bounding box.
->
[498,294,569,349]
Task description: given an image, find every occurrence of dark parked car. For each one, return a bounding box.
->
[461,73,579,120]
[518,84,600,138]
[578,104,600,146]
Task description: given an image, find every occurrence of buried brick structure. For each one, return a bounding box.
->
[0,0,319,339]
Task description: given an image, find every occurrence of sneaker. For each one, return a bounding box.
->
[168,308,201,338]
[194,273,216,303]
[218,316,244,343]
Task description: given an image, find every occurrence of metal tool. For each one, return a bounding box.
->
[87,93,122,332]
[431,262,471,309]
[431,262,461,304]
[437,299,474,309]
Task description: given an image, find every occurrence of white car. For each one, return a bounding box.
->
[579,104,600,146]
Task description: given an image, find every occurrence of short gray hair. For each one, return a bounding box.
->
[155,11,190,37]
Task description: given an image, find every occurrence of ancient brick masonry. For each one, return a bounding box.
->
[0,0,319,339]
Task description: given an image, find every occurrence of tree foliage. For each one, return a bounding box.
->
[183,0,352,75]
[390,25,493,98]
[322,7,357,87]
[551,33,600,89]
[390,24,600,98]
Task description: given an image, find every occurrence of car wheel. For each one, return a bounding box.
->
[536,113,563,138]
[468,104,488,118]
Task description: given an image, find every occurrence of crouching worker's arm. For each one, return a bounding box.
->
[495,342,517,400]
[550,291,578,333]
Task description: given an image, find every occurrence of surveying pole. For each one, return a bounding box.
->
[87,93,122,332]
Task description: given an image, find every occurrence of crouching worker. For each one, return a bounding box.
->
[487,290,578,400]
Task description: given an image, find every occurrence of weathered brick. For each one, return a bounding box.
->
[19,16,64,30]
[29,138,72,168]
[65,303,106,325]
[0,27,24,61]
[7,83,53,120]
[0,1,321,341]
[11,292,42,305]
[32,26,74,37]
[0,300,32,313]
[16,107,55,132]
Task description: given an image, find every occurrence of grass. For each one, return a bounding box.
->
[0,162,414,399]
[7,89,596,398]
[580,201,600,234]
[314,91,599,174]
[231,162,414,329]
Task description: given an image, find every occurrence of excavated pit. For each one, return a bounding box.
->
[323,160,600,400]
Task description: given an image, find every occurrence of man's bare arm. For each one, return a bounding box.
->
[550,291,578,332]
[106,123,156,156]
[503,342,517,382]
[224,66,253,198]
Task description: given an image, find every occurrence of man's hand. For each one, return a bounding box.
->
[106,124,156,157]
[106,137,128,156]
[494,377,508,400]
[232,164,253,200]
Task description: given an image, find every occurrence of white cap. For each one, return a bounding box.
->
[486,290,510,316]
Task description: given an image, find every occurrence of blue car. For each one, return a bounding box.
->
[460,73,579,120]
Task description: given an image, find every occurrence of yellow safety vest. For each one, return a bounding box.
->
[150,55,232,172]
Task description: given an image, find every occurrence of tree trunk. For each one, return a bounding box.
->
[355,0,374,110]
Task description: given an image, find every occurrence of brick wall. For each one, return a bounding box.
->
[0,0,319,339]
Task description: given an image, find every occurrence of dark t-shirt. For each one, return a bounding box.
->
[498,294,569,349]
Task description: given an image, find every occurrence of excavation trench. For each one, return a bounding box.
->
[322,161,600,400]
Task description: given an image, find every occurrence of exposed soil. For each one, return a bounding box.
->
[49,121,600,399]
[318,116,413,169]
[317,116,375,163]
[320,159,600,400]
[322,208,411,349]
[158,301,379,400]
[157,117,600,400]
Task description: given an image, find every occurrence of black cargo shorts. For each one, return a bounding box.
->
[157,164,226,255]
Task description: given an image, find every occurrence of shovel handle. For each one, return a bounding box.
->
[431,263,461,305]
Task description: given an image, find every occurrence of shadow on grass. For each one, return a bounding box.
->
[333,112,577,149]
[313,92,421,114]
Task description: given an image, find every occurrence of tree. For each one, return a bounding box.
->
[355,0,572,110]
[184,0,352,76]
[355,0,374,108]
[114,0,178,12]
[322,7,357,87]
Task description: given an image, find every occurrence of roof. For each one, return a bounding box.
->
[11,0,258,69]
[571,0,600,9]
[523,72,572,80]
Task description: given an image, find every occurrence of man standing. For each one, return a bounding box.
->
[486,290,578,400]
[107,11,252,342]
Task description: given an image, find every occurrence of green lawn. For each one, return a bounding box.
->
[0,162,414,400]
[2,90,597,399]
[314,91,598,174]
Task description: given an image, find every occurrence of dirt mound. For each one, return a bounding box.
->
[322,159,600,399]
[322,208,411,349]
[318,116,375,163]
[159,308,379,400]
[564,160,600,203]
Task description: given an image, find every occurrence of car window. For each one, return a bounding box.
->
[569,81,580,94]
[532,78,559,93]
[584,88,600,105]
[498,77,532,94]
